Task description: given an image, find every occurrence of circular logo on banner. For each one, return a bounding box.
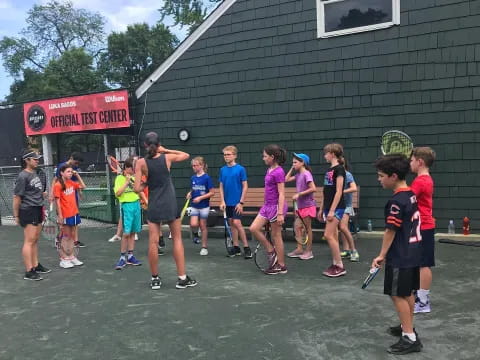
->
[27,106,46,132]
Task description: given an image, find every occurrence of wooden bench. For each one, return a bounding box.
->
[208,186,359,226]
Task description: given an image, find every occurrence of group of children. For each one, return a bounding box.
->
[14,135,436,355]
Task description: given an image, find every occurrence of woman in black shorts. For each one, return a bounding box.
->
[13,150,51,280]
[134,132,197,290]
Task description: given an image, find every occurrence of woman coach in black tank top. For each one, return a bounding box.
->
[134,132,197,290]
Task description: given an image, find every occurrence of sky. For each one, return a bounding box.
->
[0,0,188,102]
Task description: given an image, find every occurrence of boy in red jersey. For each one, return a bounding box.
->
[372,154,423,355]
[410,147,436,314]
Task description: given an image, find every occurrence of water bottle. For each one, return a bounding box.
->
[448,220,455,234]
[367,219,373,232]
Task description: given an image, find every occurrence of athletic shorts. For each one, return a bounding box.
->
[190,206,210,219]
[384,266,420,297]
[19,206,44,227]
[420,228,435,267]
[64,214,81,226]
[323,208,345,221]
[344,206,355,216]
[297,206,316,219]
[259,203,288,223]
[121,201,142,235]
[226,206,242,220]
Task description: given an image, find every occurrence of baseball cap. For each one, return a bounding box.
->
[293,152,310,166]
[22,150,42,160]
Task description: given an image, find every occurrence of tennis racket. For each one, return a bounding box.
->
[293,200,308,245]
[381,130,413,157]
[223,209,235,256]
[180,199,190,221]
[254,223,275,272]
[55,226,79,259]
[107,155,122,174]
[42,203,57,243]
[361,267,380,289]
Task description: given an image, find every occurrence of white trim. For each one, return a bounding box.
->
[135,0,239,99]
[317,0,400,38]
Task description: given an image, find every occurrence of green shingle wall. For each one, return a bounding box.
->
[136,0,480,231]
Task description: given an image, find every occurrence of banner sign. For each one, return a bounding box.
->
[23,90,130,135]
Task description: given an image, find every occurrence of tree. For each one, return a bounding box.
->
[7,48,107,103]
[98,23,179,89]
[0,0,105,77]
[336,8,388,30]
[159,0,221,33]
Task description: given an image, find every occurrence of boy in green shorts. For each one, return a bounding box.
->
[113,157,144,269]
[372,154,423,355]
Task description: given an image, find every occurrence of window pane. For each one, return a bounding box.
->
[324,0,393,32]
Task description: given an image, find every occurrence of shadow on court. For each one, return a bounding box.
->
[0,226,478,360]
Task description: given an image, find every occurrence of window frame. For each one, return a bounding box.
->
[317,0,400,38]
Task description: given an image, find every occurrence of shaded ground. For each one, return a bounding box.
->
[0,226,478,360]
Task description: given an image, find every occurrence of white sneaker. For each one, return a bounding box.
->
[70,257,84,266]
[134,234,139,241]
[108,235,121,242]
[60,259,74,269]
[199,248,208,256]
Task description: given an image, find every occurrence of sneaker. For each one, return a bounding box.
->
[127,255,141,266]
[244,247,252,259]
[158,248,165,256]
[74,241,86,248]
[34,263,51,274]
[108,235,121,242]
[340,250,351,259]
[349,250,360,262]
[24,270,43,281]
[115,258,127,270]
[134,234,139,241]
[200,248,208,256]
[151,276,162,290]
[176,276,198,289]
[159,236,165,248]
[265,263,288,275]
[193,236,201,244]
[60,259,74,269]
[387,335,422,355]
[234,246,242,256]
[299,250,314,260]
[70,257,84,266]
[322,264,347,277]
[414,300,431,314]
[287,250,303,258]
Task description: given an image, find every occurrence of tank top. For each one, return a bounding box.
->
[145,154,178,222]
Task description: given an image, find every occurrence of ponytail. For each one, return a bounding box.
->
[264,144,286,166]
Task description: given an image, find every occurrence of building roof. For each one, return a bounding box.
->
[135,0,239,99]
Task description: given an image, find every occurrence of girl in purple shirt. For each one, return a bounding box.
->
[249,144,287,275]
[285,153,317,260]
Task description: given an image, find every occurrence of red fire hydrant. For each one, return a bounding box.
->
[463,217,470,235]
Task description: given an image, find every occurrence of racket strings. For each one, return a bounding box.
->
[381,132,413,156]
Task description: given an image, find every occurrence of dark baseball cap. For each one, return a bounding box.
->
[22,150,42,160]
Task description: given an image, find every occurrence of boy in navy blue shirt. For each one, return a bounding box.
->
[372,154,423,355]
[219,146,252,258]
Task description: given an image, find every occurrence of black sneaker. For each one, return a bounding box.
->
[387,335,422,355]
[24,270,43,281]
[176,276,198,289]
[74,241,86,248]
[159,236,165,248]
[34,263,51,274]
[158,247,165,256]
[150,276,162,290]
[234,246,242,256]
[244,247,252,259]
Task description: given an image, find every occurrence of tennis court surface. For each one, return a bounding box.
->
[1,226,478,360]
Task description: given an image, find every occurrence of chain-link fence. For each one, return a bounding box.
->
[0,164,119,227]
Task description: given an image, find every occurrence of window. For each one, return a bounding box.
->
[317,0,400,38]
